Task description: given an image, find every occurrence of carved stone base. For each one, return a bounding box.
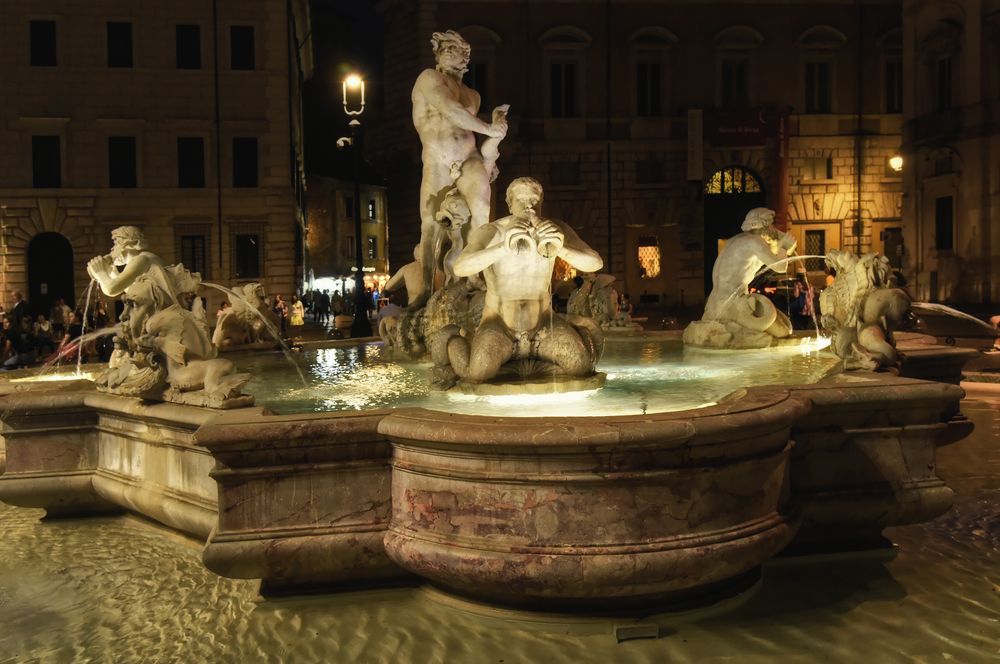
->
[454,372,606,396]
[683,320,785,350]
[162,388,255,410]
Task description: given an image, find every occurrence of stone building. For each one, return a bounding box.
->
[0,0,313,317]
[305,171,390,295]
[902,0,999,305]
[371,0,905,306]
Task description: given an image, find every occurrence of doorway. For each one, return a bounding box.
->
[703,166,766,295]
[27,232,75,316]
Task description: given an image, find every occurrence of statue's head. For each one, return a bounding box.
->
[505,177,544,218]
[431,30,471,75]
[740,208,776,232]
[435,188,471,230]
[110,225,148,265]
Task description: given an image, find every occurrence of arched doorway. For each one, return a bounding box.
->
[703,166,766,295]
[27,232,75,317]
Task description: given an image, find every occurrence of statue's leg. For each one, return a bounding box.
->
[460,319,514,383]
[455,158,491,229]
[415,168,452,307]
[536,314,597,376]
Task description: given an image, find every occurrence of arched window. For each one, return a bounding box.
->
[704,166,763,194]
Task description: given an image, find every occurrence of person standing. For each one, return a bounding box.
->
[272,294,288,338]
[8,291,27,332]
[289,295,305,339]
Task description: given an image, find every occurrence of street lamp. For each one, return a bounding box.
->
[343,73,372,337]
[889,153,904,172]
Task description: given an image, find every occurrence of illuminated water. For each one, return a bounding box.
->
[1,396,996,662]
[238,336,839,417]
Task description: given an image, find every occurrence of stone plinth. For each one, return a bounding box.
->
[379,391,807,607]
[783,374,969,550]
[195,412,405,593]
[0,389,230,536]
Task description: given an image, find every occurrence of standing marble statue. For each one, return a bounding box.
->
[430,178,604,387]
[411,29,509,307]
[684,208,797,349]
[87,226,250,407]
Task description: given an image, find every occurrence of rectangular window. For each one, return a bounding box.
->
[232,137,258,188]
[636,62,663,117]
[936,57,952,112]
[368,199,377,220]
[234,232,262,278]
[803,156,833,180]
[180,234,208,277]
[230,26,255,70]
[804,230,826,271]
[466,62,489,111]
[550,62,577,118]
[935,196,954,250]
[177,137,205,188]
[108,136,137,188]
[720,59,749,110]
[175,24,201,69]
[345,197,355,219]
[107,22,133,68]
[30,20,57,66]
[805,62,832,114]
[367,236,377,260]
[344,236,354,259]
[885,59,902,113]
[637,236,661,279]
[32,136,61,188]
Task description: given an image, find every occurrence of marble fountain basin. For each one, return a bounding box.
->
[0,336,976,608]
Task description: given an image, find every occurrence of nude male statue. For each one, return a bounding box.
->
[432,177,604,385]
[411,29,509,307]
[686,208,797,347]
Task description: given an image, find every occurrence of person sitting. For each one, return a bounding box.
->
[34,314,56,357]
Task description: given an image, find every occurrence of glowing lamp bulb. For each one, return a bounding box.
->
[889,154,904,172]
[345,74,362,90]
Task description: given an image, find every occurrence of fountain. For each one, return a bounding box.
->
[0,29,980,610]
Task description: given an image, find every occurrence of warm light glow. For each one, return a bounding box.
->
[889,154,904,172]
[797,336,832,353]
[11,372,94,383]
[342,74,366,116]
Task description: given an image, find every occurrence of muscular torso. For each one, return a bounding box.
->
[412,69,481,168]
[478,221,555,333]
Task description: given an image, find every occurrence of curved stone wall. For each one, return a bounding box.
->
[380,390,809,606]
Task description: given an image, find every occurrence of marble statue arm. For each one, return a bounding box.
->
[87,254,151,297]
[416,71,505,138]
[453,224,506,277]
[550,221,603,273]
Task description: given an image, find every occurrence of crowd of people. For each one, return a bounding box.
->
[0,291,114,370]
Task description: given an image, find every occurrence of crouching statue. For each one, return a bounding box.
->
[87,226,252,408]
[820,249,911,371]
[430,177,605,390]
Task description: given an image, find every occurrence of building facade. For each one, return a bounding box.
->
[902,0,999,305]
[305,173,390,294]
[371,0,904,306]
[0,0,312,317]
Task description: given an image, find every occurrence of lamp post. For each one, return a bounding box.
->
[343,74,372,337]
